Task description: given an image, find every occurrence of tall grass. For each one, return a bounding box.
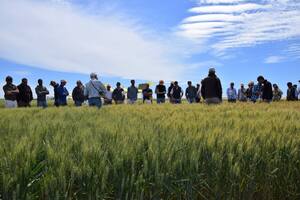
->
[0,102,299,199]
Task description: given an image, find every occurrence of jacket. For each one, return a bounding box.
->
[201,75,222,99]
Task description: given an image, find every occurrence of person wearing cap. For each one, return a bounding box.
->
[50,81,60,107]
[201,68,222,104]
[227,82,237,103]
[72,81,85,107]
[185,81,197,104]
[17,78,33,107]
[84,73,107,108]
[35,79,49,108]
[127,80,138,104]
[170,81,183,104]
[56,80,69,106]
[155,80,166,104]
[112,82,125,104]
[142,83,153,104]
[251,77,263,103]
[2,76,19,108]
[257,76,273,103]
[272,84,283,101]
[104,85,113,105]
[238,83,247,102]
[298,80,300,100]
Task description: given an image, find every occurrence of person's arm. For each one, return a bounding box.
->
[185,88,188,99]
[181,88,184,97]
[65,88,69,96]
[217,79,222,100]
[35,87,40,96]
[72,88,76,101]
[127,87,130,99]
[201,81,205,99]
[30,88,33,101]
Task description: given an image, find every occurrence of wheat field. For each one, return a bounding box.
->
[0,102,299,199]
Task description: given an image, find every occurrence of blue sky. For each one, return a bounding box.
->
[1,0,299,97]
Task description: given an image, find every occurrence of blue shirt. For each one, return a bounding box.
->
[57,85,69,105]
[251,84,262,102]
[227,88,237,100]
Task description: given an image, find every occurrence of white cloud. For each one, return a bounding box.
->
[179,0,300,53]
[189,3,270,13]
[0,0,187,81]
[264,56,285,64]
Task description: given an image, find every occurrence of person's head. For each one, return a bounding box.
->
[50,81,56,87]
[241,83,244,88]
[174,81,178,86]
[76,80,82,87]
[208,68,216,76]
[90,72,98,80]
[116,82,121,88]
[38,79,43,86]
[107,84,111,91]
[5,76,13,84]
[230,82,234,88]
[257,76,265,84]
[248,81,254,87]
[287,82,293,88]
[273,84,278,89]
[61,80,67,86]
[187,81,192,86]
[130,80,135,86]
[196,83,200,88]
[293,84,297,89]
[22,78,28,85]
[145,83,149,89]
[159,80,164,85]
[170,81,174,86]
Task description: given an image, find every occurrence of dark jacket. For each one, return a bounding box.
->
[185,86,197,99]
[35,85,49,101]
[112,88,125,102]
[262,80,273,100]
[17,83,33,104]
[287,87,296,101]
[201,75,222,100]
[72,86,85,102]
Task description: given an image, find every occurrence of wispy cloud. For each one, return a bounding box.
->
[264,56,285,64]
[0,0,188,81]
[178,0,300,53]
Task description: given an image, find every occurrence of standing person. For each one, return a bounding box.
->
[72,81,85,107]
[155,80,166,104]
[104,85,113,105]
[167,82,174,103]
[287,82,296,101]
[142,84,153,104]
[246,81,254,101]
[195,83,201,103]
[293,85,298,100]
[2,76,19,108]
[35,79,49,108]
[112,82,125,104]
[84,73,107,108]
[171,81,183,104]
[238,84,247,102]
[272,84,283,101]
[227,82,237,103]
[56,80,69,106]
[185,81,197,104]
[127,80,138,104]
[251,78,263,103]
[257,76,273,103]
[17,78,33,107]
[50,81,60,107]
[201,68,222,104]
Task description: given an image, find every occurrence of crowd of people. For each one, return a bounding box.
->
[2,68,300,108]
